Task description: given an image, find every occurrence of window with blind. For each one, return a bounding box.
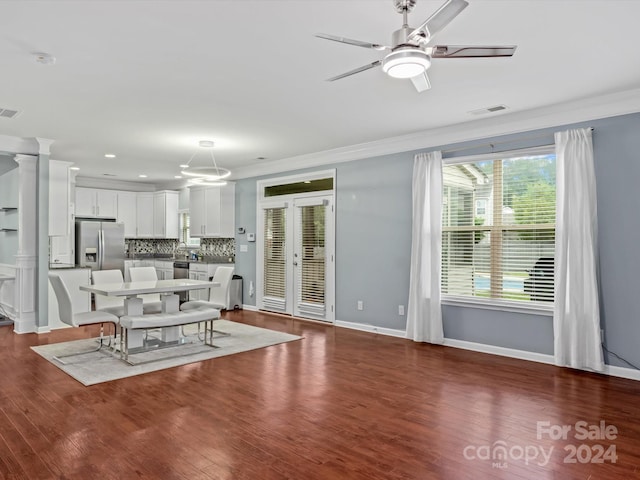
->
[179,213,200,247]
[441,148,556,306]
[263,207,287,311]
[296,203,326,316]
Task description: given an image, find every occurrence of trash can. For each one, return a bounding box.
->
[228,275,243,309]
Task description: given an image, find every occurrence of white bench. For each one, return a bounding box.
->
[119,306,221,363]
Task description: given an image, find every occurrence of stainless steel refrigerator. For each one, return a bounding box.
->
[75,219,125,272]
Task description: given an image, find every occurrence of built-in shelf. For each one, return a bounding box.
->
[0,228,17,232]
[0,207,17,212]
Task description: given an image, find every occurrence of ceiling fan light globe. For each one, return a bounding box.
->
[382,49,431,79]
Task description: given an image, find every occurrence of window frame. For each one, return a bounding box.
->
[441,145,556,316]
[179,212,201,248]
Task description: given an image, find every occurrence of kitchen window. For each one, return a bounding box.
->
[180,213,200,247]
[441,147,556,309]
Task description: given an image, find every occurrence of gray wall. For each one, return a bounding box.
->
[0,163,19,264]
[234,111,640,369]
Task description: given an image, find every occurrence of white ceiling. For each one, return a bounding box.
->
[1,0,639,186]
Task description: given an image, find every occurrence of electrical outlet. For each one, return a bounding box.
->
[357,300,363,311]
[398,305,405,316]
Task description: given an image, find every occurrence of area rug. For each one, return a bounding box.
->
[31,320,302,386]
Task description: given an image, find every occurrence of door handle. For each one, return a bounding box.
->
[293,262,298,266]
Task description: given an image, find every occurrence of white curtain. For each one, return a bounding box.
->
[554,128,603,371]
[406,151,444,343]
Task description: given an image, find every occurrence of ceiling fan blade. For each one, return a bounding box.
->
[315,33,390,51]
[410,72,432,93]
[408,0,469,42]
[326,61,382,82]
[430,45,517,58]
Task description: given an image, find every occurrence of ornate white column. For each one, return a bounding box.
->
[12,154,37,333]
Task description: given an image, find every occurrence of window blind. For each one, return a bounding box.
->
[263,207,287,311]
[442,152,556,304]
[296,204,326,316]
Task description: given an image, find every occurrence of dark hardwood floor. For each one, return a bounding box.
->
[1,310,640,479]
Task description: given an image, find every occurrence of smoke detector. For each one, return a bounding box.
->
[33,52,56,65]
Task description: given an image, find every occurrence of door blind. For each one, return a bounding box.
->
[296,204,326,316]
[263,207,287,311]
[442,152,556,304]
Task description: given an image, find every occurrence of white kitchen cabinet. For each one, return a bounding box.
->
[189,187,206,237]
[135,193,154,237]
[75,187,117,219]
[50,235,73,265]
[49,160,72,237]
[153,191,179,239]
[188,263,214,301]
[154,260,174,280]
[178,187,189,211]
[188,183,235,237]
[117,191,137,238]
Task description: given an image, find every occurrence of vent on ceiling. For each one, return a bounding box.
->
[102,173,117,177]
[0,108,19,119]
[469,104,508,116]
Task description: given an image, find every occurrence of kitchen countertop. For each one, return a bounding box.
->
[126,254,234,264]
[49,263,91,270]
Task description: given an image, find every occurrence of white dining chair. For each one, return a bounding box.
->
[180,266,234,311]
[180,266,234,338]
[128,266,163,311]
[92,269,162,315]
[49,273,120,362]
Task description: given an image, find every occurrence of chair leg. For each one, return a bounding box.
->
[52,322,118,365]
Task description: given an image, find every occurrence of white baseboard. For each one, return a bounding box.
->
[241,304,258,312]
[333,319,640,382]
[335,320,406,338]
[601,364,640,382]
[443,338,555,365]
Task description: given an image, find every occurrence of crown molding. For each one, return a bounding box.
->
[231,86,640,180]
[75,175,156,192]
[0,135,39,156]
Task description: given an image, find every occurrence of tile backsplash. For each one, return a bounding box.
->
[126,238,235,258]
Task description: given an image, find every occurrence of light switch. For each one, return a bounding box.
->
[240,244,248,252]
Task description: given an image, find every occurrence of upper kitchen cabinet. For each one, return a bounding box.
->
[75,187,117,218]
[116,191,137,238]
[153,191,179,238]
[135,193,154,238]
[49,160,72,236]
[189,183,235,238]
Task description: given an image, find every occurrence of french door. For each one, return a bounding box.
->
[258,194,334,323]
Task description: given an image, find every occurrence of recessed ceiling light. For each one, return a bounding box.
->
[179,164,189,168]
[199,140,215,148]
[174,175,182,179]
[138,174,147,178]
[256,156,267,160]
[70,167,80,171]
[105,153,116,158]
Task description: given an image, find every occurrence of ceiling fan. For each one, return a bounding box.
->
[316,0,516,92]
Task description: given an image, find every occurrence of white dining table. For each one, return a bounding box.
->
[80,278,219,347]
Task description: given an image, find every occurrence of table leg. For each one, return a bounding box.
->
[124,297,145,348]
[161,293,180,343]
